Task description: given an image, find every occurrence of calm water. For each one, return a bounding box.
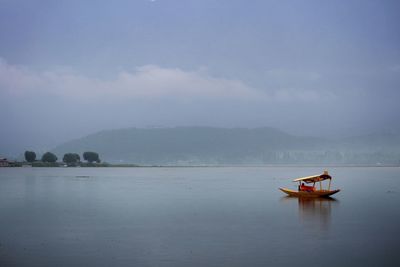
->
[0,167,399,267]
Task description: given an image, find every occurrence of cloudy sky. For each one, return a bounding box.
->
[1,0,400,156]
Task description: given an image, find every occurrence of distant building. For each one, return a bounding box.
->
[0,157,19,167]
[0,157,10,167]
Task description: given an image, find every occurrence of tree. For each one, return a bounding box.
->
[42,152,58,163]
[83,151,100,163]
[24,151,36,162]
[63,153,80,166]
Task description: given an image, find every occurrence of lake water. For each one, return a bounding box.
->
[0,167,399,267]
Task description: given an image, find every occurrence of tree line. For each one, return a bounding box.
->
[24,151,101,166]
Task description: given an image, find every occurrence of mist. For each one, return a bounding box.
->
[1,0,400,157]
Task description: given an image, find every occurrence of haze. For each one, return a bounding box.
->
[1,0,400,156]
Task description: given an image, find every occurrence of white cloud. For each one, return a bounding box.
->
[265,68,321,82]
[112,65,264,99]
[0,58,333,104]
[0,59,264,101]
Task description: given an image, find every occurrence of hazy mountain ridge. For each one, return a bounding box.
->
[52,127,400,165]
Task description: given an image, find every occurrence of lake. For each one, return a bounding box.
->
[0,167,399,267]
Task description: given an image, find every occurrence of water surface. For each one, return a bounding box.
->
[0,167,399,266]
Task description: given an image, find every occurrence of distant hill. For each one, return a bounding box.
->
[52,127,400,165]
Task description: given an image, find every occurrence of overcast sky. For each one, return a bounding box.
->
[1,0,400,156]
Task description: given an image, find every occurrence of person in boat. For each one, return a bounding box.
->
[300,182,315,192]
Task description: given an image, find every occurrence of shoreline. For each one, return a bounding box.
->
[3,163,399,168]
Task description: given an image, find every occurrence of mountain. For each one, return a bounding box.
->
[52,127,400,165]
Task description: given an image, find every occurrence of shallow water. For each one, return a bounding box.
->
[0,167,399,267]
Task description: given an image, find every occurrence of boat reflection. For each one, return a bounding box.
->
[281,196,339,231]
[299,197,338,230]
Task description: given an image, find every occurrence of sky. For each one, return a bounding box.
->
[1,0,400,156]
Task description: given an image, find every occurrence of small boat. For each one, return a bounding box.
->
[279,171,340,198]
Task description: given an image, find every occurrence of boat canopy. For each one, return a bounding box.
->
[293,171,332,184]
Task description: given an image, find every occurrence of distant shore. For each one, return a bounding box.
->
[2,162,399,168]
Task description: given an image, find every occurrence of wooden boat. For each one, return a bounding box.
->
[279,171,340,198]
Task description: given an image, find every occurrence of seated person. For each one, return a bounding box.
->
[300,183,306,191]
[300,183,315,192]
